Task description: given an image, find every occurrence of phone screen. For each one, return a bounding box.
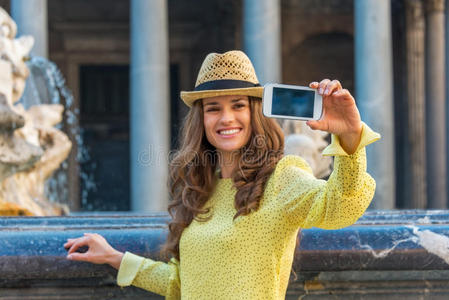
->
[271,87,315,118]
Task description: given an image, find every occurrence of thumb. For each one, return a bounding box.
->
[67,252,89,262]
[306,120,326,131]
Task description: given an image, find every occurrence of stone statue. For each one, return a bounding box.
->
[0,7,71,216]
[282,119,332,179]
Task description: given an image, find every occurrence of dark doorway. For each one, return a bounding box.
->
[79,64,181,211]
[79,65,130,211]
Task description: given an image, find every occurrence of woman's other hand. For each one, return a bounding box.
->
[64,233,124,270]
[307,79,362,154]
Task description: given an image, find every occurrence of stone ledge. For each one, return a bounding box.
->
[0,210,448,299]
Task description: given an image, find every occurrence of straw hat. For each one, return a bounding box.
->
[180,50,263,107]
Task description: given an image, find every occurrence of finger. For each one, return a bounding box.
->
[324,80,342,96]
[331,89,355,103]
[67,237,89,255]
[318,79,331,95]
[67,252,90,262]
[332,88,351,97]
[309,81,319,89]
[64,238,80,249]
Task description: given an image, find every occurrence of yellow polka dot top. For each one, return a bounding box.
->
[116,122,380,299]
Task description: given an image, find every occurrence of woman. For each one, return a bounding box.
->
[64,50,380,299]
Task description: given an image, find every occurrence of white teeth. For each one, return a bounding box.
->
[219,129,240,135]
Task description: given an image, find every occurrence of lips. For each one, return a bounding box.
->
[217,127,242,136]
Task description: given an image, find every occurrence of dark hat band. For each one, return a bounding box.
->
[194,79,261,91]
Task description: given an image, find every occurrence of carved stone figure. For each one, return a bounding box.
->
[0,7,71,216]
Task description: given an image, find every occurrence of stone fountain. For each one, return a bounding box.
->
[0,7,71,216]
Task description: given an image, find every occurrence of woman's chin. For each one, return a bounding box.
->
[216,144,244,154]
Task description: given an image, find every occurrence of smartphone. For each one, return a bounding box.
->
[262,83,323,121]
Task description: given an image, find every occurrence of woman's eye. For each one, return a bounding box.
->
[234,104,245,109]
[206,107,219,112]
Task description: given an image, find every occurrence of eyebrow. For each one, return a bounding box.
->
[203,98,246,106]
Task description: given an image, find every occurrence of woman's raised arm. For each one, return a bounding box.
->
[270,78,381,229]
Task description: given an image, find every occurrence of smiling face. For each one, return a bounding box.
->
[202,95,252,156]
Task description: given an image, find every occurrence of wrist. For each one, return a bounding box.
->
[107,250,124,270]
[338,124,363,154]
[340,123,362,137]
[339,130,361,142]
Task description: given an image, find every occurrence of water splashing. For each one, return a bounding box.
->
[19,56,96,210]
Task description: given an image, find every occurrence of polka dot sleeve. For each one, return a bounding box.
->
[117,251,181,299]
[273,122,380,230]
[322,121,381,156]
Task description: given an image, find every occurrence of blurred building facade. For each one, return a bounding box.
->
[0,0,447,213]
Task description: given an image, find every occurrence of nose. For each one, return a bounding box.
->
[220,106,235,124]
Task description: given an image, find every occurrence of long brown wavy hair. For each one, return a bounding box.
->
[160,96,285,261]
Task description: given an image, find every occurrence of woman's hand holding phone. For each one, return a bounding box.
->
[307,79,362,155]
[64,233,124,270]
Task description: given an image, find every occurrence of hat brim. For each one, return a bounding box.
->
[180,87,263,107]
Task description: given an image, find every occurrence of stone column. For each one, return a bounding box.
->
[130,0,170,212]
[405,0,427,208]
[446,0,449,209]
[243,0,281,84]
[425,0,446,208]
[354,0,395,209]
[10,0,48,58]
